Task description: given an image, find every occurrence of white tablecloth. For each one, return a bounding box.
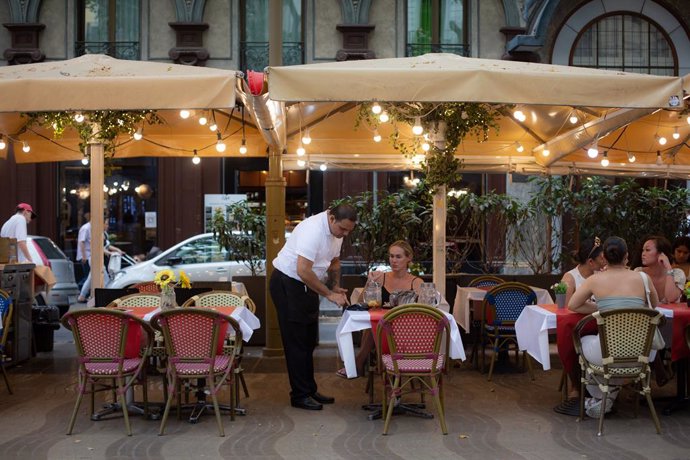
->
[143,306,260,343]
[335,309,466,378]
[515,304,674,371]
[452,285,554,332]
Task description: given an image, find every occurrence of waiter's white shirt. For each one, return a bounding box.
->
[273,211,343,282]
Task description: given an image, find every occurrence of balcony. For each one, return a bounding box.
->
[240,41,303,72]
[406,43,470,57]
[74,41,140,60]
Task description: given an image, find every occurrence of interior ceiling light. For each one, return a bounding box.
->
[412,117,424,136]
[373,130,382,143]
[371,103,382,115]
[301,128,312,145]
[192,149,201,165]
[600,151,609,167]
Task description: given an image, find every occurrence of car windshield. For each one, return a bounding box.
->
[161,236,232,264]
[32,237,67,260]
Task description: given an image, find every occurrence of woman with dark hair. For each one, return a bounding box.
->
[635,235,685,303]
[561,236,607,306]
[569,236,661,418]
[672,236,690,278]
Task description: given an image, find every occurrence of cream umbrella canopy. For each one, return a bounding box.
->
[266,53,686,290]
[0,54,239,293]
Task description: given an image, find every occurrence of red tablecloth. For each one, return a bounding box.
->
[659,303,690,361]
[369,308,390,354]
[538,304,595,373]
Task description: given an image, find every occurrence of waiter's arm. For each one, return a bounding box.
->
[297,255,348,305]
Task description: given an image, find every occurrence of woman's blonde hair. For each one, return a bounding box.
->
[390,240,414,259]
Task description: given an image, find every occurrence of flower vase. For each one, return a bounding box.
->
[556,293,567,309]
[160,287,177,310]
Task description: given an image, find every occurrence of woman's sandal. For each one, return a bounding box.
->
[553,397,581,416]
[336,368,349,379]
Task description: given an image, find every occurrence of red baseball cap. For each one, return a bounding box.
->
[16,203,37,218]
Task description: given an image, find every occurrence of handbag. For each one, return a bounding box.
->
[640,272,666,350]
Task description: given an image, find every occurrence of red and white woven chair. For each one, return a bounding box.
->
[182,290,256,313]
[131,281,161,293]
[61,309,154,436]
[376,303,450,435]
[107,293,161,309]
[150,308,241,437]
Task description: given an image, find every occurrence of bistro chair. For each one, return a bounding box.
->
[467,275,504,365]
[0,289,14,394]
[468,275,504,288]
[376,304,450,435]
[132,281,161,293]
[573,308,664,436]
[150,308,241,437]
[107,293,161,309]
[480,282,537,381]
[61,309,154,436]
[182,290,254,403]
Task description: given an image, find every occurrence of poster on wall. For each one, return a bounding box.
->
[145,212,157,229]
[204,194,247,232]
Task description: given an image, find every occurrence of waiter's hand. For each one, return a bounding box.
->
[327,288,348,307]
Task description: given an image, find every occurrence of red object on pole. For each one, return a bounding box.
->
[247,71,264,95]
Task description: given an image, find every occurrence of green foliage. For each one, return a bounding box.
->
[212,201,266,276]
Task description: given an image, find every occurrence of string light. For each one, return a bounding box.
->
[81,155,89,166]
[412,117,423,135]
[296,142,306,156]
[297,159,306,167]
[673,127,680,140]
[133,127,143,141]
[22,141,30,153]
[0,136,5,150]
[513,110,526,122]
[587,141,599,158]
[215,132,226,152]
[687,115,690,125]
[373,130,382,143]
[515,142,524,153]
[319,163,327,171]
[379,111,390,123]
[180,110,191,119]
[239,139,248,155]
[192,149,201,165]
[656,151,663,165]
[541,148,550,157]
[656,134,667,145]
[421,142,430,151]
[198,115,207,126]
[209,111,218,131]
[600,151,609,167]
[627,152,636,163]
[569,112,578,124]
[74,112,84,123]
[371,103,382,115]
[301,128,312,145]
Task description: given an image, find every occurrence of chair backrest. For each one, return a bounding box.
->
[132,281,161,293]
[107,293,161,309]
[595,308,664,373]
[60,309,154,363]
[376,304,449,373]
[0,289,13,347]
[483,282,537,323]
[468,275,504,288]
[150,308,242,361]
[182,290,256,313]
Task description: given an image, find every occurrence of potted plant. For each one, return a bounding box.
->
[551,281,568,309]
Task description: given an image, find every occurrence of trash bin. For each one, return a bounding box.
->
[32,305,60,352]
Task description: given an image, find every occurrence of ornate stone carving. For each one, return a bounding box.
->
[3,22,45,65]
[335,24,375,61]
[168,22,209,66]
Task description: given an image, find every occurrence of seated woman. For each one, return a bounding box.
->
[554,237,606,415]
[635,235,685,304]
[569,236,660,418]
[672,236,690,278]
[336,240,423,378]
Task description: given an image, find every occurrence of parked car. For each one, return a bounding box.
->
[107,233,254,289]
[27,235,80,314]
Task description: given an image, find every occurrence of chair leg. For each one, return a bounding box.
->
[67,377,87,435]
[1,363,12,394]
[487,337,498,381]
[644,388,662,434]
[230,375,236,422]
[524,351,535,381]
[430,376,448,435]
[597,388,608,437]
[159,376,176,436]
[210,388,225,437]
[382,376,398,435]
[239,369,249,398]
[118,378,132,436]
[579,373,586,421]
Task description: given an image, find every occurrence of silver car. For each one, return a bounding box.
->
[107,233,253,289]
[27,235,80,312]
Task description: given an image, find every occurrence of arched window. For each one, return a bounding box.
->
[570,13,676,75]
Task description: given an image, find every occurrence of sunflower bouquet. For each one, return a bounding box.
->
[684,281,690,300]
[154,269,191,295]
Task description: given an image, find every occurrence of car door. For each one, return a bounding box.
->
[156,235,231,282]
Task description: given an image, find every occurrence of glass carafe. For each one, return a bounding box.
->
[363,281,382,308]
[418,282,441,306]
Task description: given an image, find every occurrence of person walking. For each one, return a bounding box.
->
[78,218,124,303]
[1,203,37,263]
[269,203,357,410]
[76,213,91,289]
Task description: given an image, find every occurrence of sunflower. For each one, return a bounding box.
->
[178,270,191,289]
[154,269,176,288]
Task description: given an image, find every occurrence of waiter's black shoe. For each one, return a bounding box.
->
[291,396,323,410]
[311,392,335,404]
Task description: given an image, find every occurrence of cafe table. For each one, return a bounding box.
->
[453,285,554,332]
[336,307,466,379]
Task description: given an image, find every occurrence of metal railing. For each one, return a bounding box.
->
[240,41,304,71]
[406,43,470,57]
[74,41,140,60]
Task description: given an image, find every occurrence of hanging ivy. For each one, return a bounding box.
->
[355,102,506,191]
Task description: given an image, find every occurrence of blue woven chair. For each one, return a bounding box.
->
[480,282,537,381]
[468,275,504,288]
[0,289,13,394]
[467,276,504,366]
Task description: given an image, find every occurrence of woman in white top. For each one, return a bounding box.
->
[634,236,685,303]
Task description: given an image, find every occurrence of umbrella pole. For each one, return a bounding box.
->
[88,141,105,296]
[433,186,446,298]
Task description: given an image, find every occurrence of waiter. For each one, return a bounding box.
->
[270,203,357,410]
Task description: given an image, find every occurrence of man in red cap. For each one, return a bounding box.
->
[1,203,37,263]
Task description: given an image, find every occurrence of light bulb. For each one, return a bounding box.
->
[516,142,524,153]
[371,103,382,115]
[600,152,609,167]
[673,128,680,140]
[239,139,248,155]
[412,117,423,135]
[0,137,5,150]
[301,129,312,145]
[198,116,207,126]
[687,115,690,125]
[297,159,306,167]
[379,111,390,123]
[215,132,226,152]
[74,112,84,123]
[209,122,218,132]
[569,114,578,124]
[81,157,89,166]
[587,143,599,158]
[421,142,430,151]
[22,142,30,153]
[192,154,201,165]
[542,148,550,157]
[296,143,306,156]
[133,127,143,141]
[319,163,327,171]
[627,152,636,163]
[513,110,526,122]
[656,151,663,165]
[657,135,667,145]
[180,110,191,119]
[373,130,381,143]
